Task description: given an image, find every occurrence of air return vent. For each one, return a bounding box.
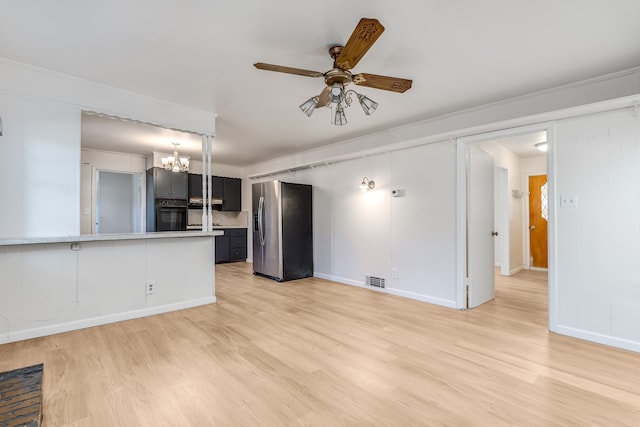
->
[366,275,386,288]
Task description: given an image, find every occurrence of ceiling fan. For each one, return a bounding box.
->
[254,18,412,125]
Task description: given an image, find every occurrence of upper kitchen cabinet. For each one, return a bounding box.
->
[187,174,241,211]
[222,177,241,211]
[188,174,224,199]
[188,173,203,198]
[212,176,225,200]
[149,168,188,199]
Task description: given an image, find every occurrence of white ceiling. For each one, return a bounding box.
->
[493,131,547,158]
[2,1,640,165]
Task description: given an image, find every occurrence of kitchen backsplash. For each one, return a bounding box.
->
[188,209,248,227]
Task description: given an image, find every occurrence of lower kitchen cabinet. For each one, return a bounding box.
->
[215,228,247,263]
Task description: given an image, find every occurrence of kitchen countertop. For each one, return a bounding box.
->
[0,231,223,246]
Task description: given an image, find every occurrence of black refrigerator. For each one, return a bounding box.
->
[252,181,313,281]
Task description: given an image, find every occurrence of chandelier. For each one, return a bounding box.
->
[299,82,378,126]
[161,142,189,172]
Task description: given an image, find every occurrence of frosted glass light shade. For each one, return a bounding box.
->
[299,96,318,117]
[334,104,347,126]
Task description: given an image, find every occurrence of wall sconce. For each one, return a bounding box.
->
[358,177,375,192]
[512,189,524,198]
[534,142,548,152]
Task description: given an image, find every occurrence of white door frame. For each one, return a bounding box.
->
[456,122,556,329]
[495,166,510,276]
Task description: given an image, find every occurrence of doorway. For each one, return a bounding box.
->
[96,170,143,234]
[457,124,553,317]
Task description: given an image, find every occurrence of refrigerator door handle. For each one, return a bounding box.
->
[258,196,265,246]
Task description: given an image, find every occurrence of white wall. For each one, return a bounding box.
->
[1,59,216,239]
[389,142,457,304]
[0,58,215,136]
[521,156,547,176]
[0,235,215,343]
[0,91,80,238]
[554,108,640,350]
[249,140,458,307]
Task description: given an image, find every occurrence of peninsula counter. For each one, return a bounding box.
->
[0,231,223,344]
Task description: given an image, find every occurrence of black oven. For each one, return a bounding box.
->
[155,199,187,231]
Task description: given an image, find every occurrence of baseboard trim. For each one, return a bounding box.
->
[313,273,457,309]
[384,288,458,308]
[554,324,640,353]
[314,273,364,288]
[4,296,217,344]
[509,266,525,276]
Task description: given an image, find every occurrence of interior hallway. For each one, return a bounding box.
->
[0,263,638,425]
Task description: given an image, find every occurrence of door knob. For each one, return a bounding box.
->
[492,231,499,236]
[530,225,536,230]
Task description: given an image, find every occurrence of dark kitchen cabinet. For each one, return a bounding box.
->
[212,176,225,199]
[189,173,225,199]
[187,174,238,210]
[215,234,230,263]
[215,228,247,263]
[222,177,241,211]
[188,173,203,198]
[149,168,187,199]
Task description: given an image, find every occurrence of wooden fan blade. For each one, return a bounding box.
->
[335,18,385,70]
[254,63,324,78]
[352,73,412,93]
[316,86,331,108]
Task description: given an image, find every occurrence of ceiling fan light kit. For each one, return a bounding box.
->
[334,104,348,126]
[299,96,319,117]
[356,93,378,115]
[255,18,412,126]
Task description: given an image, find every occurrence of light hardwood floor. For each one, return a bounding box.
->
[1,263,640,426]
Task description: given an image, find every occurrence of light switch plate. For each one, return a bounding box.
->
[560,194,578,208]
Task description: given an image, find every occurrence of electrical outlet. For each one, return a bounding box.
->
[391,268,399,280]
[145,281,155,295]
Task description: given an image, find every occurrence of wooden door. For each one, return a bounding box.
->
[528,174,548,268]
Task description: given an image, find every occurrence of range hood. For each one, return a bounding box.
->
[188,197,223,205]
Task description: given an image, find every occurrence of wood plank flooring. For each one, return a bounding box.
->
[1,263,639,425]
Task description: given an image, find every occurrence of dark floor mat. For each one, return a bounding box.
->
[0,363,43,427]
